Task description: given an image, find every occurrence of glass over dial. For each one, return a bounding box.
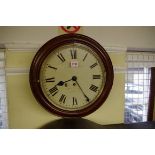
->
[40,43,106,111]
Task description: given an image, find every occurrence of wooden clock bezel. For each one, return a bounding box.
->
[29,33,114,117]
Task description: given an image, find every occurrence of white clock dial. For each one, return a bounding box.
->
[40,43,106,111]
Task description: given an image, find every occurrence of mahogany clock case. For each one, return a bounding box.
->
[29,33,114,117]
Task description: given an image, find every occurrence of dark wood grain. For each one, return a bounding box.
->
[29,33,114,117]
[148,67,155,121]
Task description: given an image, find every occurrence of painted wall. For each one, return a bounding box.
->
[0,26,155,49]
[1,26,155,128]
[6,48,126,128]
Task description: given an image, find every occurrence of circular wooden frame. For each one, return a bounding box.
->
[29,33,114,117]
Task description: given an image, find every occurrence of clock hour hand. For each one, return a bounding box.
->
[57,81,64,86]
[57,79,72,86]
[72,76,90,102]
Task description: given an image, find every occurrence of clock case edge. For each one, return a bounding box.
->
[29,33,114,117]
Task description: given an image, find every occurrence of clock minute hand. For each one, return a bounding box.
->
[72,76,90,102]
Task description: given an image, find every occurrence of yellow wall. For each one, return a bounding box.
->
[2,26,155,128]
[6,48,126,129]
[1,26,155,49]
[2,26,143,128]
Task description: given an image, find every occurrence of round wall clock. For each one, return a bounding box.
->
[29,34,114,117]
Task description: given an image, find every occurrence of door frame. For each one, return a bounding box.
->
[148,67,155,121]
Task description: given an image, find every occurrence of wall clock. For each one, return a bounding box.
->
[29,34,114,117]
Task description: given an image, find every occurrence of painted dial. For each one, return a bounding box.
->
[40,43,106,111]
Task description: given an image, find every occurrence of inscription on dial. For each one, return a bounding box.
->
[47,65,57,70]
[70,50,77,59]
[93,75,101,79]
[89,84,98,92]
[49,86,58,96]
[57,53,65,62]
[73,97,78,105]
[46,77,55,82]
[59,94,67,103]
[90,63,98,69]
[83,53,88,61]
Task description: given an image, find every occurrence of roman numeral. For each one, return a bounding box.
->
[48,65,57,70]
[49,86,58,96]
[70,50,77,59]
[83,53,88,61]
[45,77,55,82]
[73,97,78,105]
[93,75,101,79]
[57,53,65,62]
[90,63,98,69]
[59,94,67,103]
[89,84,98,92]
